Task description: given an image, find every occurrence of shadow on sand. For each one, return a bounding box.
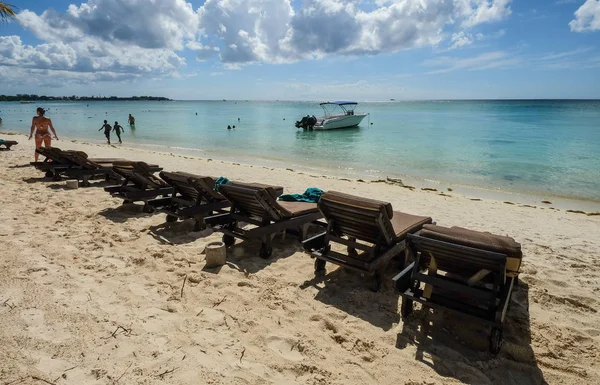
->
[299,259,404,331]
[98,205,157,224]
[395,282,547,384]
[218,235,303,274]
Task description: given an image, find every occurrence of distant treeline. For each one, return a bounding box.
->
[0,95,171,102]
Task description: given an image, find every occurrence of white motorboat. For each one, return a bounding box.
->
[295,101,367,130]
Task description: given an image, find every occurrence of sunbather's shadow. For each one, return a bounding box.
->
[299,259,403,331]
[395,282,546,384]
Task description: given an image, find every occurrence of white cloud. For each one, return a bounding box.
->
[196,0,513,64]
[570,0,600,32]
[3,0,514,87]
[449,32,474,49]
[424,51,521,74]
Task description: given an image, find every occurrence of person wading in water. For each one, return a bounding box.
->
[99,120,112,144]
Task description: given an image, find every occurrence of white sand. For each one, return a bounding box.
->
[1,133,599,385]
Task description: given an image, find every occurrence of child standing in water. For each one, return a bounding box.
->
[99,120,112,144]
[113,121,124,143]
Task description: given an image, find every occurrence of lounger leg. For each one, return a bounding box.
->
[260,234,273,259]
[371,269,384,292]
[314,258,326,275]
[347,237,358,258]
[400,298,413,318]
[193,217,207,232]
[489,327,503,354]
[299,223,310,241]
[222,221,237,246]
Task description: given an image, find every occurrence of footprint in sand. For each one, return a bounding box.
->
[266,336,304,361]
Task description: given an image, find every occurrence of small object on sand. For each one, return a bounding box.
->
[421,187,438,192]
[541,200,552,204]
[205,241,226,268]
[66,180,79,189]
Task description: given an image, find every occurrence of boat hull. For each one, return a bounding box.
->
[313,113,367,130]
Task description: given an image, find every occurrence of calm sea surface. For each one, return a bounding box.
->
[1,100,599,201]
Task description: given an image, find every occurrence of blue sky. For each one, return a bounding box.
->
[1,0,599,100]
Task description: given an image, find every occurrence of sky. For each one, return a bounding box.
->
[0,0,599,100]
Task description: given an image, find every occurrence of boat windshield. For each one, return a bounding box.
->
[319,101,358,116]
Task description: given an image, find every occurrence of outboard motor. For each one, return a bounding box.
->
[295,115,311,129]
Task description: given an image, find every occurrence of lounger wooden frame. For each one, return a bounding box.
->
[147,172,230,230]
[104,162,169,212]
[205,184,322,258]
[32,147,124,173]
[393,233,515,354]
[303,193,431,291]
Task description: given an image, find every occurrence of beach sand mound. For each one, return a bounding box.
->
[1,137,599,384]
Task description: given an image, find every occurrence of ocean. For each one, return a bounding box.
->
[1,99,599,201]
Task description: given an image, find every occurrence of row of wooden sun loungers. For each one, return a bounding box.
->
[31,147,161,186]
[32,146,522,353]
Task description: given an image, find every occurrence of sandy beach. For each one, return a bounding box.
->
[1,133,599,385]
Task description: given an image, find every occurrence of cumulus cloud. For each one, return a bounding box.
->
[19,0,199,50]
[570,0,600,32]
[196,0,512,64]
[3,0,514,87]
[2,0,194,85]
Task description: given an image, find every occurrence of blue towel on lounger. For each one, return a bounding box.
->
[278,188,323,203]
[214,176,230,191]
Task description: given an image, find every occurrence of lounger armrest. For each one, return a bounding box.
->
[302,232,327,251]
[205,212,234,226]
[104,185,122,193]
[147,197,172,208]
[392,261,415,292]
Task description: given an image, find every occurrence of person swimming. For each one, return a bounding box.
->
[29,107,59,162]
[128,114,135,125]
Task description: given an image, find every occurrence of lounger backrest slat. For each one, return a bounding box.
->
[187,176,224,202]
[318,191,396,245]
[219,184,286,220]
[409,235,507,278]
[113,162,166,189]
[160,172,201,202]
[61,151,100,169]
[36,147,67,163]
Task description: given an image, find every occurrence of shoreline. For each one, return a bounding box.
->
[3,131,600,213]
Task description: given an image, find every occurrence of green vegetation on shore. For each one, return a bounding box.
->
[0,95,171,102]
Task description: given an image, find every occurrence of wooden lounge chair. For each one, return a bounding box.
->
[104,161,170,212]
[205,183,320,258]
[147,171,230,231]
[0,140,18,150]
[392,224,523,353]
[31,147,125,177]
[302,191,432,290]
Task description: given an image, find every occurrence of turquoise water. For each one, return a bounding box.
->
[1,100,599,201]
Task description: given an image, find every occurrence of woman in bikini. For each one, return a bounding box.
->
[29,107,59,162]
